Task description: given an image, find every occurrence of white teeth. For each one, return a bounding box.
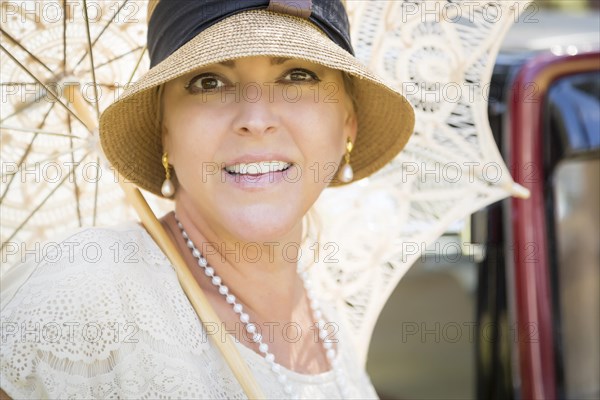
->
[225,161,291,175]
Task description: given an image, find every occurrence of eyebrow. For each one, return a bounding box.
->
[218,57,292,68]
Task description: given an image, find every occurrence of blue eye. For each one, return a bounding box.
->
[185,73,227,94]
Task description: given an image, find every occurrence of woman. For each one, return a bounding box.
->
[0,0,414,398]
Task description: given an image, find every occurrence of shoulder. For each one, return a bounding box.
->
[2,222,168,305]
[2,221,163,270]
[0,223,216,397]
[23,221,167,269]
[1,222,180,321]
[0,222,176,330]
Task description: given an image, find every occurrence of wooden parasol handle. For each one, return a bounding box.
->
[65,85,265,399]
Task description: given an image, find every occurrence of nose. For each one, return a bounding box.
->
[232,82,279,136]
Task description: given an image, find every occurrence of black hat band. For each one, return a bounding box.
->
[147,0,354,68]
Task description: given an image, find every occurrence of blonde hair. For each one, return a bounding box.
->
[147,0,160,21]
[341,71,358,115]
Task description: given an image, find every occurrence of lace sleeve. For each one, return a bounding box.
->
[0,224,229,399]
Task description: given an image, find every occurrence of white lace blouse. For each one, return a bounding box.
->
[0,222,380,399]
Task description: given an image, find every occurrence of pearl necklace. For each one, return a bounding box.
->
[175,217,350,399]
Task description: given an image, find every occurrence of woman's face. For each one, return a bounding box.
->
[162,55,357,242]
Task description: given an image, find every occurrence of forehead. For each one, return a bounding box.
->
[174,55,342,80]
[217,57,294,68]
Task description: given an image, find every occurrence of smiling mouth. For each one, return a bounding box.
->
[224,161,293,176]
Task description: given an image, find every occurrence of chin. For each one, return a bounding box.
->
[224,204,302,243]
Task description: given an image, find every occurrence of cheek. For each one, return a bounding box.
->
[164,103,224,166]
[288,108,346,187]
[292,102,347,160]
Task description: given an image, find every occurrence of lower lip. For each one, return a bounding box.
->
[222,166,294,190]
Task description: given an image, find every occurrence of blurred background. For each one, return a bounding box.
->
[366,1,600,399]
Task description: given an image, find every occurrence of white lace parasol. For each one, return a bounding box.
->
[0,0,171,271]
[310,0,529,366]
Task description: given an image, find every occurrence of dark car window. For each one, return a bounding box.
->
[551,156,600,400]
[548,72,600,400]
[547,71,600,152]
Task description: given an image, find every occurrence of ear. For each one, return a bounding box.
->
[343,110,358,146]
[161,125,171,157]
[157,84,170,156]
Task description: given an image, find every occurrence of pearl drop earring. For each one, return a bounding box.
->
[161,152,175,197]
[338,137,354,183]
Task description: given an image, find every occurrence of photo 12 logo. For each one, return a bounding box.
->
[401,1,539,24]
[1,1,142,24]
[1,321,140,345]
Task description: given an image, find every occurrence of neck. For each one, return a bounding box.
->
[162,206,306,320]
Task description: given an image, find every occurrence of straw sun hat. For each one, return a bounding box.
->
[99,0,415,197]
